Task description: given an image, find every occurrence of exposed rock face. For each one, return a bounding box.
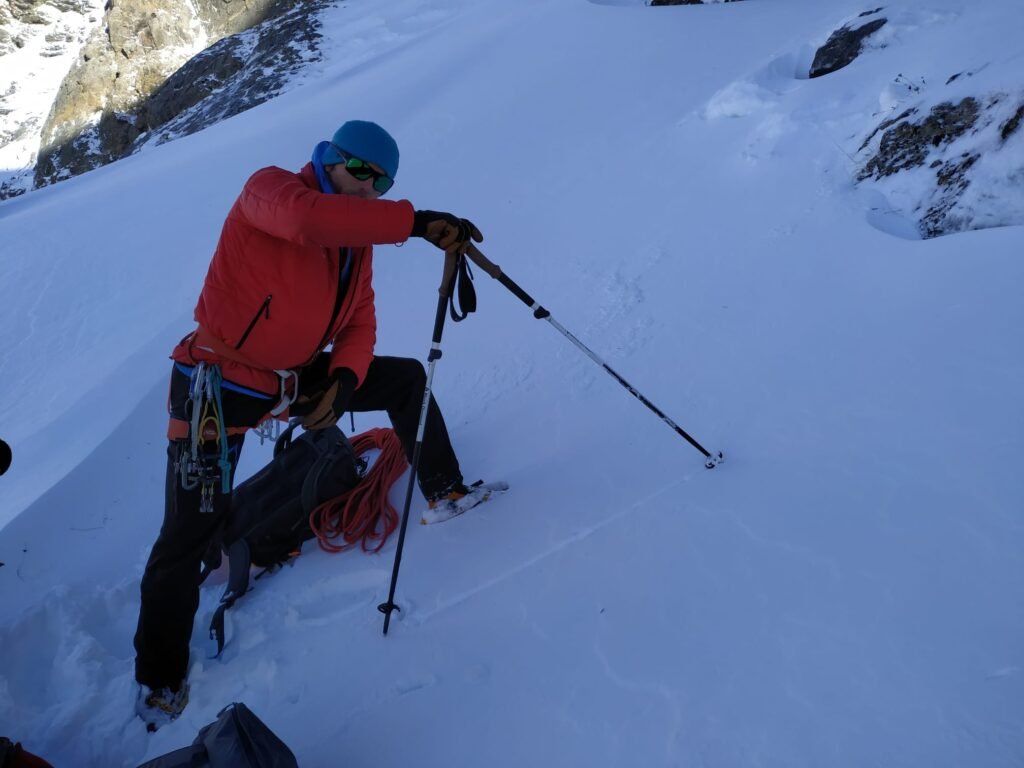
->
[192,0,277,44]
[133,0,328,151]
[809,13,887,78]
[33,0,203,185]
[858,98,980,180]
[919,152,980,238]
[1001,104,1024,141]
[30,0,186,185]
[31,0,323,191]
[858,94,1024,238]
[4,0,52,27]
[0,0,104,197]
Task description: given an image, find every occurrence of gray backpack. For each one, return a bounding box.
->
[136,703,297,768]
[207,423,364,655]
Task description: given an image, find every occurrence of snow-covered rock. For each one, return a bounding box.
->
[857,92,1024,237]
[0,0,104,197]
[809,10,887,79]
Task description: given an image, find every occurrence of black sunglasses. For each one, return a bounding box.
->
[331,144,394,194]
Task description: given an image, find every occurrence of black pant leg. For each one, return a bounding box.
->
[134,432,244,689]
[135,364,278,689]
[349,356,464,500]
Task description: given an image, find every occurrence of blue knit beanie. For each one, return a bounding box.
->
[321,120,400,179]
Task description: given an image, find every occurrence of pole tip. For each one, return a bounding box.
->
[378,601,401,635]
[704,451,725,469]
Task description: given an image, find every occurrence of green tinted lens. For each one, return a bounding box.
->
[340,151,393,192]
[345,156,374,180]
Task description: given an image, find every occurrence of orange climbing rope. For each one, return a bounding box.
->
[308,427,408,554]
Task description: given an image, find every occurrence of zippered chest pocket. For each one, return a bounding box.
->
[235,295,272,350]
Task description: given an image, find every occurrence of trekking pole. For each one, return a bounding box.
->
[465,244,724,468]
[378,251,462,635]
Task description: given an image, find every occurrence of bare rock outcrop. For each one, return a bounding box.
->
[858,98,980,180]
[809,10,887,78]
[33,0,203,184]
[858,94,1024,238]
[133,0,328,151]
[0,0,103,197]
[32,0,320,189]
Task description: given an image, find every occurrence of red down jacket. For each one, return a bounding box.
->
[171,162,415,407]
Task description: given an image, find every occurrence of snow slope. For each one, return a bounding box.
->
[1,0,1022,765]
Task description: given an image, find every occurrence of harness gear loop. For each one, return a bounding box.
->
[270,369,299,417]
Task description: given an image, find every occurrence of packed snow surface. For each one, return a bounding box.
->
[1,0,1022,765]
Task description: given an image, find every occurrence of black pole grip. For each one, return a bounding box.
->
[465,245,537,307]
[438,251,459,297]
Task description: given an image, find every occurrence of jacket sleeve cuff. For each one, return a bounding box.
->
[329,352,370,388]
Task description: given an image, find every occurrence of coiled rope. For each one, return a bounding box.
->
[308,427,408,554]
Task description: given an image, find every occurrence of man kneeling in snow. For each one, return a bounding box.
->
[133,120,490,729]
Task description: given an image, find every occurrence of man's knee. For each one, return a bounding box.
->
[399,357,426,384]
[381,356,425,390]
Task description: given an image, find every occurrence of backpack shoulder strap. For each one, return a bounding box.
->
[299,428,344,514]
[209,538,253,657]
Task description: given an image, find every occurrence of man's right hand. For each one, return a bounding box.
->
[411,210,483,256]
[293,368,356,430]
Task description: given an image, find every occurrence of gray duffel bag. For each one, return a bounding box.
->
[136,702,298,768]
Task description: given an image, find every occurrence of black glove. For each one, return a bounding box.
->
[298,368,356,430]
[411,210,483,256]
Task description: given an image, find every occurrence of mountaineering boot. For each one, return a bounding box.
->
[136,682,190,732]
[421,480,509,524]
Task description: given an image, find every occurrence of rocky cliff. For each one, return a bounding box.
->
[34,0,326,190]
[0,0,104,196]
[0,0,326,199]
